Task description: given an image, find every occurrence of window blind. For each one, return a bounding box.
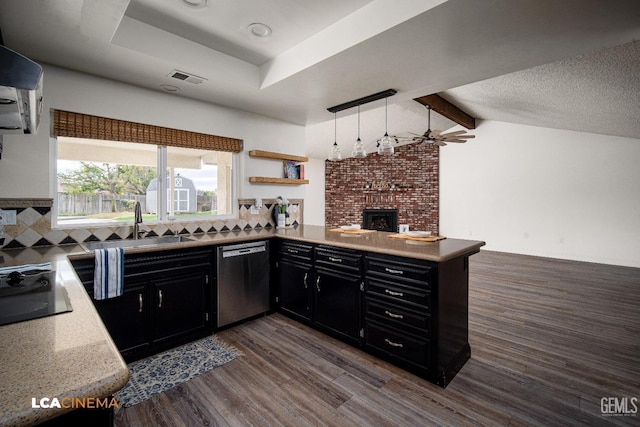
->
[51,110,242,153]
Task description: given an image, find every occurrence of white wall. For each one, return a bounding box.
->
[302,158,326,225]
[440,120,640,268]
[0,64,306,202]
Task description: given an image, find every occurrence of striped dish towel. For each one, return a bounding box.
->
[94,248,124,300]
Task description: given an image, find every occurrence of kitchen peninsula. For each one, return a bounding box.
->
[0,225,484,425]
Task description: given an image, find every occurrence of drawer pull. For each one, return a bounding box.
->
[385,310,404,320]
[303,272,308,289]
[287,248,299,254]
[384,289,404,297]
[385,267,404,275]
[385,338,404,348]
[329,257,343,263]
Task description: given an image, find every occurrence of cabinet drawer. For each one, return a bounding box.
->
[366,321,430,368]
[366,256,432,285]
[366,278,431,309]
[365,298,431,332]
[279,241,314,261]
[315,247,361,272]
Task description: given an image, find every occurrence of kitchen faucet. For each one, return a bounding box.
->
[133,201,143,240]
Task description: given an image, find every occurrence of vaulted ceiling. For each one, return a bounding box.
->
[1,0,639,159]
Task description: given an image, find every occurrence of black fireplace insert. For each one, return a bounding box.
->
[362,209,398,232]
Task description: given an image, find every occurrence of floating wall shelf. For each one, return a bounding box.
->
[248,177,309,185]
[248,150,309,163]
[248,150,309,185]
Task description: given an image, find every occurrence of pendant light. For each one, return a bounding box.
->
[352,105,367,158]
[377,97,394,155]
[328,112,342,161]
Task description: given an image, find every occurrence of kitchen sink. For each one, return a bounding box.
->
[81,235,193,251]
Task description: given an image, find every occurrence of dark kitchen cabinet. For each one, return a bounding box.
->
[276,242,363,345]
[71,247,213,362]
[276,237,476,387]
[276,241,314,322]
[92,281,149,356]
[364,252,471,387]
[313,246,362,343]
[314,266,361,342]
[278,258,313,321]
[152,269,209,344]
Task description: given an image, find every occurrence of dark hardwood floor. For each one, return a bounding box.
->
[114,250,640,426]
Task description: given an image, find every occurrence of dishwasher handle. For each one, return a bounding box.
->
[221,243,266,258]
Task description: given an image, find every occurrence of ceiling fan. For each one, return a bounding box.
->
[398,104,475,146]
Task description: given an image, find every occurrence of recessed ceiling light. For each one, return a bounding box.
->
[248,23,272,39]
[161,84,180,92]
[182,0,207,8]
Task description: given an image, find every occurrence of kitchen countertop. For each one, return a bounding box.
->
[0,246,129,426]
[274,225,485,262]
[67,225,485,263]
[0,225,484,426]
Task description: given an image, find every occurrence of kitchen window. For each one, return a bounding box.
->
[51,110,241,227]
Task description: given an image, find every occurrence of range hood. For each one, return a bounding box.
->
[0,45,43,134]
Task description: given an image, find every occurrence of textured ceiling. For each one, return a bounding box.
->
[1,0,639,159]
[442,40,640,140]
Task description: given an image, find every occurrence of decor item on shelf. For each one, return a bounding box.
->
[397,104,475,146]
[328,112,342,161]
[352,105,367,158]
[283,161,299,179]
[377,97,396,155]
[327,89,397,159]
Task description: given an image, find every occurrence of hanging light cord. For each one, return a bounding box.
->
[384,97,388,136]
[357,105,361,140]
[334,112,337,145]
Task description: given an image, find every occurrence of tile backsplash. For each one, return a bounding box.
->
[0,198,302,249]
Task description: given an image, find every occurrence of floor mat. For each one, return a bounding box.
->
[115,336,242,407]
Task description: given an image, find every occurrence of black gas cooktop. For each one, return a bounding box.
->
[0,270,73,326]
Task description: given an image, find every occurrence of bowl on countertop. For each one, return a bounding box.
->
[340,224,361,231]
[406,231,432,237]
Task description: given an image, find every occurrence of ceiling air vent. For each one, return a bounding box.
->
[168,70,207,85]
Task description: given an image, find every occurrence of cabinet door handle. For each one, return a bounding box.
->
[385,289,404,297]
[385,310,404,320]
[315,276,321,293]
[385,267,404,275]
[158,290,163,308]
[303,272,308,289]
[329,256,342,263]
[139,293,143,313]
[385,338,404,348]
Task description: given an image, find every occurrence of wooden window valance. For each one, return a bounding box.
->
[51,110,242,153]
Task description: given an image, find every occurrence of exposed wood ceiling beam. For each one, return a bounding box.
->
[414,94,476,129]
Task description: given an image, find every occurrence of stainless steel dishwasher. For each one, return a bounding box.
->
[216,240,270,328]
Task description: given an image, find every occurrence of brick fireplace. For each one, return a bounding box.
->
[325,143,439,233]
